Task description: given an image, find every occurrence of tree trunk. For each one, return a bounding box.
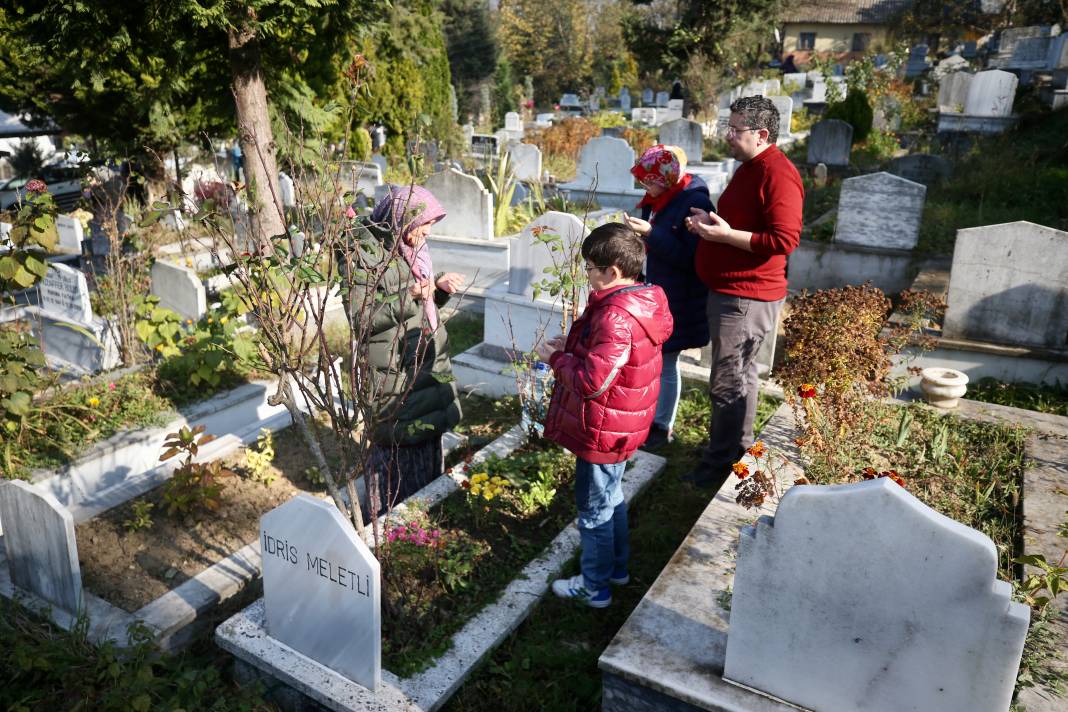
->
[228,6,284,249]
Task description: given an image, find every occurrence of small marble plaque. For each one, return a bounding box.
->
[725,477,1030,712]
[261,494,380,691]
[39,263,92,324]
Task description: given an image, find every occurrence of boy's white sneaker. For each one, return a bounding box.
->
[552,574,612,608]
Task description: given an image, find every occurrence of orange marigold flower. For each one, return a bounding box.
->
[732,462,750,479]
[798,383,817,399]
[747,441,767,458]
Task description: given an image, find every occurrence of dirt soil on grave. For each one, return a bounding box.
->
[76,424,339,612]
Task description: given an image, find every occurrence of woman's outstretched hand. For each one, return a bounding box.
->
[436,272,466,294]
[623,213,652,236]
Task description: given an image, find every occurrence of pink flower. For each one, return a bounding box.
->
[346,206,356,219]
[108,382,117,391]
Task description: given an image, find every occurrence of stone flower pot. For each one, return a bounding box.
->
[920,367,969,409]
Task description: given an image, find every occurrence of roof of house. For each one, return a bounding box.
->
[781,0,913,25]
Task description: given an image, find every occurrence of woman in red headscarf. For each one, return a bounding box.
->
[623,144,715,448]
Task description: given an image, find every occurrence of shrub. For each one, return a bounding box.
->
[351,127,373,161]
[160,426,235,515]
[524,117,600,158]
[826,89,874,142]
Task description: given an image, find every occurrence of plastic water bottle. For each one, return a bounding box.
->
[521,361,553,436]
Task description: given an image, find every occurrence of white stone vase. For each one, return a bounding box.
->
[920,367,969,409]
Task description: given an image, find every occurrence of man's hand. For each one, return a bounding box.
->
[686,207,732,242]
[623,213,652,236]
[435,272,466,294]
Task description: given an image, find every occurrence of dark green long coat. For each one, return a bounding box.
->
[343,222,462,446]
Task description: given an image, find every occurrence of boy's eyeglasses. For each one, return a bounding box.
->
[584,264,603,273]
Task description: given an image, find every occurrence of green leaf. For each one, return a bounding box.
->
[2,391,32,416]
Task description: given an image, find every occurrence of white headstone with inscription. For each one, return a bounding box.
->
[560,136,637,194]
[39,263,92,324]
[508,211,589,300]
[260,494,380,691]
[725,477,1029,712]
[424,168,494,240]
[507,142,543,183]
[834,172,926,250]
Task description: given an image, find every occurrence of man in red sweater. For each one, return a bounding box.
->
[683,95,804,489]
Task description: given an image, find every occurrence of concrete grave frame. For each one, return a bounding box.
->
[0,374,468,651]
[217,424,668,711]
[600,399,1063,712]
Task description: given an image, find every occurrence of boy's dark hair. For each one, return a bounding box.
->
[581,222,645,280]
[729,95,780,144]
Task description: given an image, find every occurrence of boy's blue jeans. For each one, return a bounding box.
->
[575,458,629,591]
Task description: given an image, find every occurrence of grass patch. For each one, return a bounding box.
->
[446,313,482,357]
[442,387,780,711]
[916,108,1068,255]
[966,378,1068,418]
[0,598,267,711]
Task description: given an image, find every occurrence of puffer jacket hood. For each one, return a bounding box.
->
[543,282,672,464]
[592,283,673,347]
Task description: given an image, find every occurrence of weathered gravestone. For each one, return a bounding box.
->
[507,211,588,300]
[658,119,704,164]
[261,494,380,691]
[769,95,793,140]
[943,222,1068,349]
[888,154,952,187]
[964,70,1018,117]
[560,136,637,194]
[725,477,1030,712]
[937,71,974,112]
[40,262,92,324]
[619,89,631,113]
[834,172,926,250]
[55,215,84,253]
[655,91,670,107]
[151,261,207,320]
[0,480,83,613]
[906,44,929,77]
[642,88,654,105]
[507,142,543,183]
[424,168,494,240]
[806,119,853,166]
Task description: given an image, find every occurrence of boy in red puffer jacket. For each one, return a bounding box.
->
[535,223,673,608]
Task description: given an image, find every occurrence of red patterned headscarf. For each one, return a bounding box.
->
[631,144,692,216]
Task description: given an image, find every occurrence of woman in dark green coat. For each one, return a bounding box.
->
[348,185,465,517]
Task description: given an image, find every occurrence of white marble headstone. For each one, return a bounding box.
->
[725,477,1030,712]
[631,107,657,126]
[424,168,494,240]
[261,494,380,691]
[834,172,926,250]
[504,111,523,133]
[769,95,793,139]
[150,260,208,320]
[937,71,974,112]
[55,215,84,253]
[963,70,1018,117]
[658,119,703,164]
[508,211,589,300]
[561,136,637,193]
[806,119,853,166]
[278,171,295,208]
[39,263,92,324]
[943,221,1068,349]
[507,142,543,183]
[0,480,84,613]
